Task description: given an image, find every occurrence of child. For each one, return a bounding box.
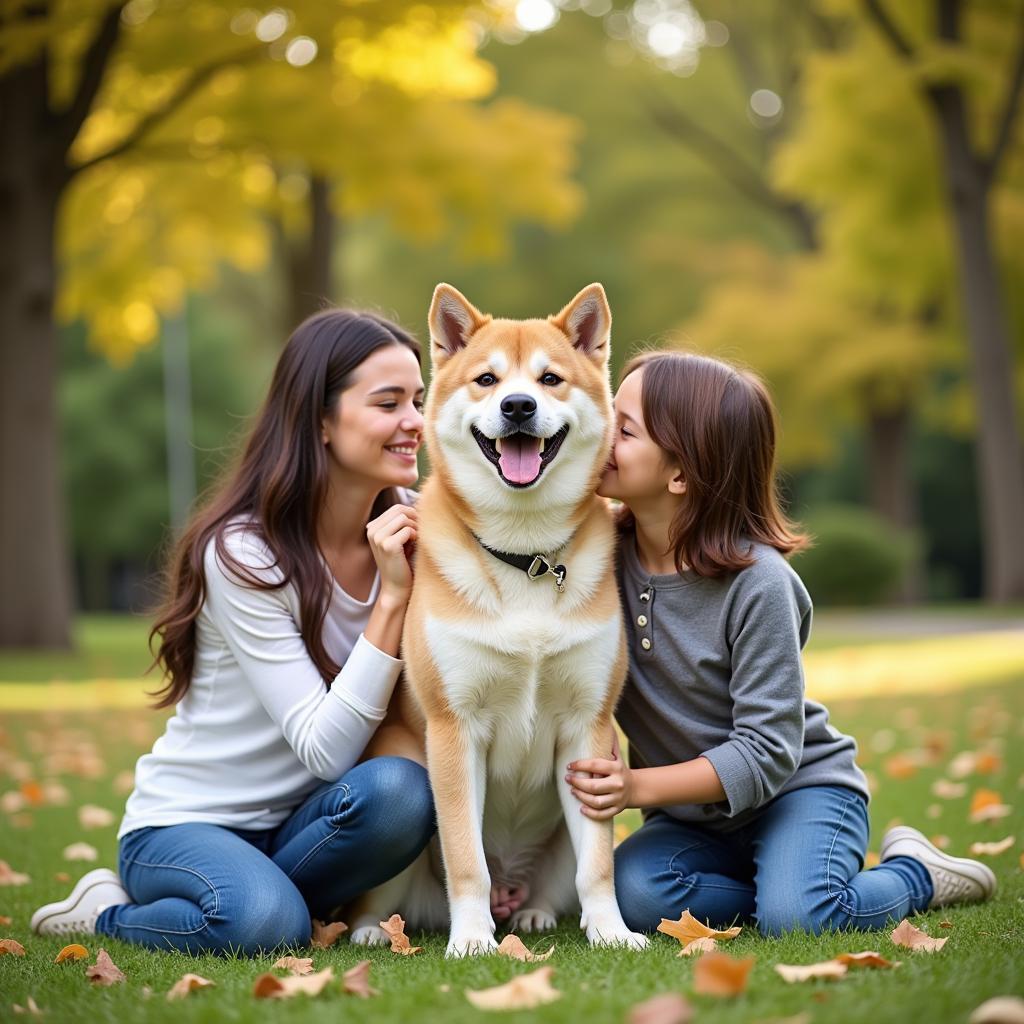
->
[566,351,995,935]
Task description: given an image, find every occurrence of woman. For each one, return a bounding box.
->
[31,309,436,954]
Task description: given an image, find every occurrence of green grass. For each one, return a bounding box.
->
[1,621,1023,1022]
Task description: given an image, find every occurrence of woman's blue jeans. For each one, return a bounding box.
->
[614,784,933,936]
[96,756,434,955]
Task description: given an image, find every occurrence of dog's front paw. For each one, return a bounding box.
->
[350,925,390,946]
[445,933,498,958]
[509,907,557,933]
[586,920,649,950]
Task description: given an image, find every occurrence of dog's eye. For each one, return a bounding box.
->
[475,373,497,387]
[540,373,563,386]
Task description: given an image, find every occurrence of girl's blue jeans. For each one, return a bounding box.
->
[97,756,434,955]
[614,784,934,936]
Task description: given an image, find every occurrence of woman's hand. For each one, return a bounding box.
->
[366,503,418,603]
[565,731,633,820]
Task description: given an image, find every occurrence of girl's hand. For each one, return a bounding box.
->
[565,731,633,820]
[366,503,418,602]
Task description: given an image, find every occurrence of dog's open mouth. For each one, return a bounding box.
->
[471,424,570,487]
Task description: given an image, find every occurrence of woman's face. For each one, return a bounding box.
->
[597,368,681,505]
[322,344,425,490]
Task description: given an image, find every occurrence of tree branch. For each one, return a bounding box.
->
[65,45,265,181]
[861,0,916,59]
[984,2,1024,179]
[55,3,124,158]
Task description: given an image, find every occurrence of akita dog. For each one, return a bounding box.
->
[351,283,646,957]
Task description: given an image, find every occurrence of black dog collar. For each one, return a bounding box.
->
[474,535,569,593]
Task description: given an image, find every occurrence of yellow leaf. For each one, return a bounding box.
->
[54,943,89,963]
[657,909,741,947]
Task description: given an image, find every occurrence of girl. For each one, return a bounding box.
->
[31,309,435,954]
[566,351,996,936]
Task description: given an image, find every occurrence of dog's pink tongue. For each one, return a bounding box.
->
[499,434,542,484]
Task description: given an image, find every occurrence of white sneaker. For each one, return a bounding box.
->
[30,868,131,936]
[880,825,996,908]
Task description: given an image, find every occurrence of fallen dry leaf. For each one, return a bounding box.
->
[86,948,126,985]
[55,943,89,963]
[465,966,562,1010]
[940,920,953,929]
[969,995,1024,1024]
[627,991,694,1024]
[658,909,741,948]
[678,937,717,957]
[11,996,42,1016]
[310,918,348,950]
[931,834,952,849]
[78,805,115,830]
[1,938,26,956]
[272,955,313,975]
[949,751,978,778]
[113,770,135,794]
[975,751,1003,775]
[835,951,900,969]
[692,951,756,997]
[0,916,11,925]
[0,861,30,886]
[890,919,947,952]
[379,914,423,955]
[53,872,70,883]
[62,842,98,862]
[496,934,555,962]
[969,836,1015,856]
[775,960,848,983]
[166,974,215,1000]
[883,753,919,779]
[20,780,44,806]
[969,789,1012,823]
[932,779,968,799]
[253,967,335,999]
[342,959,380,998]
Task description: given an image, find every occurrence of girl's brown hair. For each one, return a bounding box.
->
[149,308,420,708]
[618,350,808,577]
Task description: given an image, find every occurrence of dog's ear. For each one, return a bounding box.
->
[429,284,490,363]
[550,283,611,363]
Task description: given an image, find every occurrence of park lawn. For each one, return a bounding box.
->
[1,625,1023,1022]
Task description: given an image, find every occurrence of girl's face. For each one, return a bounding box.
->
[322,344,425,490]
[597,368,684,505]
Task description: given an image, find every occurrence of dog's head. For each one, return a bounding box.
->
[424,283,613,517]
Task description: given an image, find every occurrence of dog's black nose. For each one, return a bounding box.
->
[500,393,537,425]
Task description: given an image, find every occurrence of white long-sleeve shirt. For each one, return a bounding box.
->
[118,496,413,838]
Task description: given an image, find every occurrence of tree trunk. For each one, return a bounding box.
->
[865,398,923,602]
[0,56,73,646]
[285,174,334,331]
[931,85,1024,601]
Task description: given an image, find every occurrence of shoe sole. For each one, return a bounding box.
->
[881,826,997,899]
[30,868,123,934]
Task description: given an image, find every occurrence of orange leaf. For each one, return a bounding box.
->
[835,951,900,969]
[342,959,380,998]
[890,919,947,952]
[55,943,89,963]
[272,956,313,975]
[86,948,126,985]
[496,934,555,962]
[465,966,562,1010]
[974,752,1003,775]
[0,861,30,886]
[658,910,741,947]
[627,991,694,1024]
[775,960,848,983]
[253,967,335,999]
[379,914,423,955]
[310,918,348,949]
[969,836,1015,856]
[692,951,756,997]
[1,937,26,956]
[678,937,717,957]
[19,781,45,807]
[883,753,919,779]
[0,915,12,925]
[166,973,215,1000]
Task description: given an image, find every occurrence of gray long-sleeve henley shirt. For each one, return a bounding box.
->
[614,531,869,832]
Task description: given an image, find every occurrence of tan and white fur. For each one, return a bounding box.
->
[351,283,645,957]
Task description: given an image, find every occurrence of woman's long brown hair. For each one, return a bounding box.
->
[149,308,420,708]
[618,351,808,577]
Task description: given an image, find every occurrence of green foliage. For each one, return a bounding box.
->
[794,504,919,605]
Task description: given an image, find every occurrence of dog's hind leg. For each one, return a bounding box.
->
[509,821,577,934]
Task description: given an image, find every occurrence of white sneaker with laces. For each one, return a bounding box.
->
[880,825,996,908]
[30,868,131,936]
